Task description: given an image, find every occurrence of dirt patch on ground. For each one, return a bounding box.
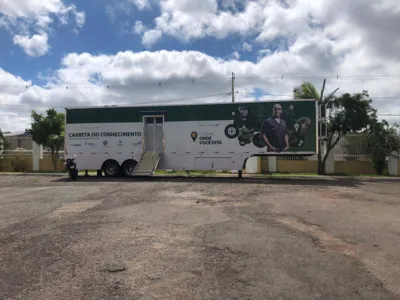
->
[49,200,102,217]
[163,189,250,206]
[278,217,358,258]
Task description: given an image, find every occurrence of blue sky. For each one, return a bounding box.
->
[0,0,400,131]
[0,0,288,85]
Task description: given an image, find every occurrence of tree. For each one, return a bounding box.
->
[30,109,65,171]
[293,82,321,100]
[368,120,400,175]
[0,129,10,151]
[294,82,377,174]
[322,91,377,173]
[293,81,339,173]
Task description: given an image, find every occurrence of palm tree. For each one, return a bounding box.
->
[292,81,339,174]
[293,82,320,100]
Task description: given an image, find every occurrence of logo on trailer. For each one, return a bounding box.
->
[191,131,198,142]
[118,140,123,146]
[103,140,108,146]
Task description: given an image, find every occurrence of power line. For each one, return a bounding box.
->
[236,75,400,80]
[1,91,400,110]
[1,74,400,89]
[0,77,232,89]
[0,92,232,109]
[236,91,400,100]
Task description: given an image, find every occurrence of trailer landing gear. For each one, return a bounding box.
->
[238,170,243,179]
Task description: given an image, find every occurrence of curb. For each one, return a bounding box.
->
[0,173,399,180]
[0,172,66,177]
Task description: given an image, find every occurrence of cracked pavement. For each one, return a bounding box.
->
[1,175,400,299]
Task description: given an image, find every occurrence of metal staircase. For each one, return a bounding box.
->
[133,151,162,176]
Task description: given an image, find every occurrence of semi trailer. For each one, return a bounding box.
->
[64,99,318,179]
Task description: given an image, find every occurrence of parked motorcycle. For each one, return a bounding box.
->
[65,155,78,181]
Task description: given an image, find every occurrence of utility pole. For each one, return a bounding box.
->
[232,72,235,102]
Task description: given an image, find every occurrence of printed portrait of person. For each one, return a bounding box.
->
[260,103,289,152]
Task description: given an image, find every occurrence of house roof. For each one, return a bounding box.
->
[4,131,31,137]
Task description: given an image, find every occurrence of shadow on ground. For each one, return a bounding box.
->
[50,175,396,188]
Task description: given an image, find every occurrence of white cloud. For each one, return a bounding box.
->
[0,68,32,87]
[1,41,400,132]
[131,0,150,10]
[133,21,145,34]
[148,0,263,43]
[0,0,64,18]
[142,29,162,47]
[106,0,150,23]
[0,0,85,28]
[242,42,252,52]
[137,0,400,63]
[75,11,86,28]
[13,33,50,57]
[0,0,85,57]
[231,51,240,60]
[36,15,53,28]
[257,49,271,61]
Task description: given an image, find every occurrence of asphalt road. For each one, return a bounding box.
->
[1,175,400,300]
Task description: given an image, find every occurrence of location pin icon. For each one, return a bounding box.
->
[191,131,198,142]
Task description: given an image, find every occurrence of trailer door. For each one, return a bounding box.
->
[144,116,164,152]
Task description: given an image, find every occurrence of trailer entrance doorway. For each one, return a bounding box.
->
[144,116,164,152]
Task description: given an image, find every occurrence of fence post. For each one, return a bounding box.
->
[268,157,277,173]
[32,142,43,171]
[388,151,398,176]
[245,157,259,174]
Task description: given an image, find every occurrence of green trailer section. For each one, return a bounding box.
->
[66,100,316,124]
[66,100,318,154]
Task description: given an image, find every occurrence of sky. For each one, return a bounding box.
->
[1,0,400,132]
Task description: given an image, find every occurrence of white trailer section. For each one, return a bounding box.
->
[64,100,318,177]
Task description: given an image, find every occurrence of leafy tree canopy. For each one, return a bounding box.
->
[0,129,10,151]
[293,82,320,100]
[368,120,400,175]
[30,109,64,146]
[30,109,65,170]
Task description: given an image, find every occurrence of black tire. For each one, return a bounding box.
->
[253,132,266,148]
[70,169,78,181]
[122,160,137,177]
[225,124,239,139]
[102,160,120,177]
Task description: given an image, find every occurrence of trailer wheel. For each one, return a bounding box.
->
[122,160,137,177]
[225,124,239,139]
[102,160,120,177]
